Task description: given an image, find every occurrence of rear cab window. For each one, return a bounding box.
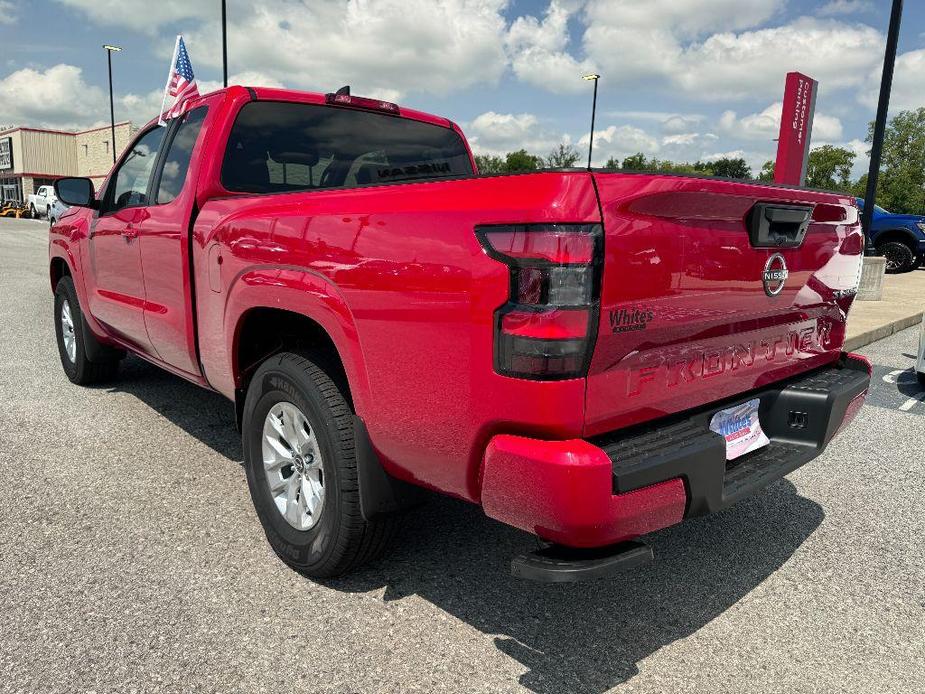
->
[221,101,473,194]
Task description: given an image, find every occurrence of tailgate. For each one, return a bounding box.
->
[585,173,864,437]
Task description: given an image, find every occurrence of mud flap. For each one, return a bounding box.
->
[354,416,427,520]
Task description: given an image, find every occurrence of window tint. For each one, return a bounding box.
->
[109,127,166,211]
[156,107,207,204]
[221,101,473,194]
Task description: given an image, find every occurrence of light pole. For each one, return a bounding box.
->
[103,44,122,165]
[221,0,228,87]
[862,0,904,253]
[582,74,600,170]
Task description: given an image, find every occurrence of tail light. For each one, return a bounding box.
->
[477,224,603,380]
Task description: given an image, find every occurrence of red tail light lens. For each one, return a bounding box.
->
[480,227,595,264]
[477,224,602,380]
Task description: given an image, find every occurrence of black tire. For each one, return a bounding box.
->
[29,204,36,219]
[54,276,119,385]
[878,240,916,274]
[242,351,399,578]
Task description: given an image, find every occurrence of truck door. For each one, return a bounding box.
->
[87,126,167,354]
[133,105,210,376]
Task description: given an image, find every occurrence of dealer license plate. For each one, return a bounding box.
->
[709,398,769,461]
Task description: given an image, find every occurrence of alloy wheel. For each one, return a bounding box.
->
[60,299,77,363]
[261,401,325,530]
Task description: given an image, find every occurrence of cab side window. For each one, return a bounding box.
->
[155,107,207,204]
[108,127,166,212]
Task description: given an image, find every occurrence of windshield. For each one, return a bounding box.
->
[222,101,473,194]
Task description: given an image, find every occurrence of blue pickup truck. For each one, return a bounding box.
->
[858,198,925,273]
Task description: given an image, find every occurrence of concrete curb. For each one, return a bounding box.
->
[844,311,924,352]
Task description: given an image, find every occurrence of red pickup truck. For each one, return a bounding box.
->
[50,86,871,581]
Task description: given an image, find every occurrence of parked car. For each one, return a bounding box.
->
[49,86,871,582]
[28,185,57,219]
[47,198,70,227]
[857,198,925,274]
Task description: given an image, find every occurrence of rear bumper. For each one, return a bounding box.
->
[480,352,871,548]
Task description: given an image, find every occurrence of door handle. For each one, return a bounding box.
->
[122,224,138,241]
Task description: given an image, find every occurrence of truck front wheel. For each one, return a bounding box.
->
[241,351,398,578]
[54,276,120,384]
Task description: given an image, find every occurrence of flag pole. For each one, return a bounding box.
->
[222,0,228,88]
[158,36,181,126]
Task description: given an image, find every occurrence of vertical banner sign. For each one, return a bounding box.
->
[774,72,818,187]
[774,72,819,186]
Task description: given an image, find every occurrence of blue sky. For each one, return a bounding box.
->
[2,1,923,176]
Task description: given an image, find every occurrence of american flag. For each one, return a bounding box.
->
[158,36,200,125]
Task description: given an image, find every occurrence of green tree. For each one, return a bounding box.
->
[647,159,704,175]
[603,156,621,170]
[805,145,855,191]
[866,108,925,215]
[546,143,581,168]
[474,154,504,174]
[851,173,869,200]
[503,149,544,172]
[757,160,775,182]
[621,153,649,170]
[709,157,751,179]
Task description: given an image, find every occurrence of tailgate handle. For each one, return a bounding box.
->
[747,203,813,248]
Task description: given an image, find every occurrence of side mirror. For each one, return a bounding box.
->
[54,177,97,208]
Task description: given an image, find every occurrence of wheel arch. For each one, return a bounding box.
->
[873,227,920,251]
[49,256,71,291]
[223,268,373,428]
[233,307,353,418]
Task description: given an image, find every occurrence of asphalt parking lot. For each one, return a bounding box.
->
[0,217,922,693]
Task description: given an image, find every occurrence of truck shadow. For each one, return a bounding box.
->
[107,356,244,462]
[329,482,822,693]
[109,356,823,694]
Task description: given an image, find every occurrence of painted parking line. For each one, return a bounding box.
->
[865,364,925,414]
[899,393,925,412]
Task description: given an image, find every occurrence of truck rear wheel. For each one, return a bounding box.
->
[878,240,916,274]
[54,276,120,385]
[242,351,398,578]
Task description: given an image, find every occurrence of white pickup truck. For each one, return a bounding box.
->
[28,185,57,218]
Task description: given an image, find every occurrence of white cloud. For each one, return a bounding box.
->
[862,49,925,112]
[605,110,706,134]
[719,102,844,142]
[465,111,566,157]
[53,0,214,33]
[817,0,874,16]
[0,64,106,129]
[0,0,17,24]
[500,2,884,103]
[577,125,660,166]
[662,115,706,134]
[674,18,883,100]
[581,0,786,88]
[505,0,596,93]
[180,0,509,100]
[0,63,206,130]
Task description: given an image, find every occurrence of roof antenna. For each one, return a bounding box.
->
[335,85,350,96]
